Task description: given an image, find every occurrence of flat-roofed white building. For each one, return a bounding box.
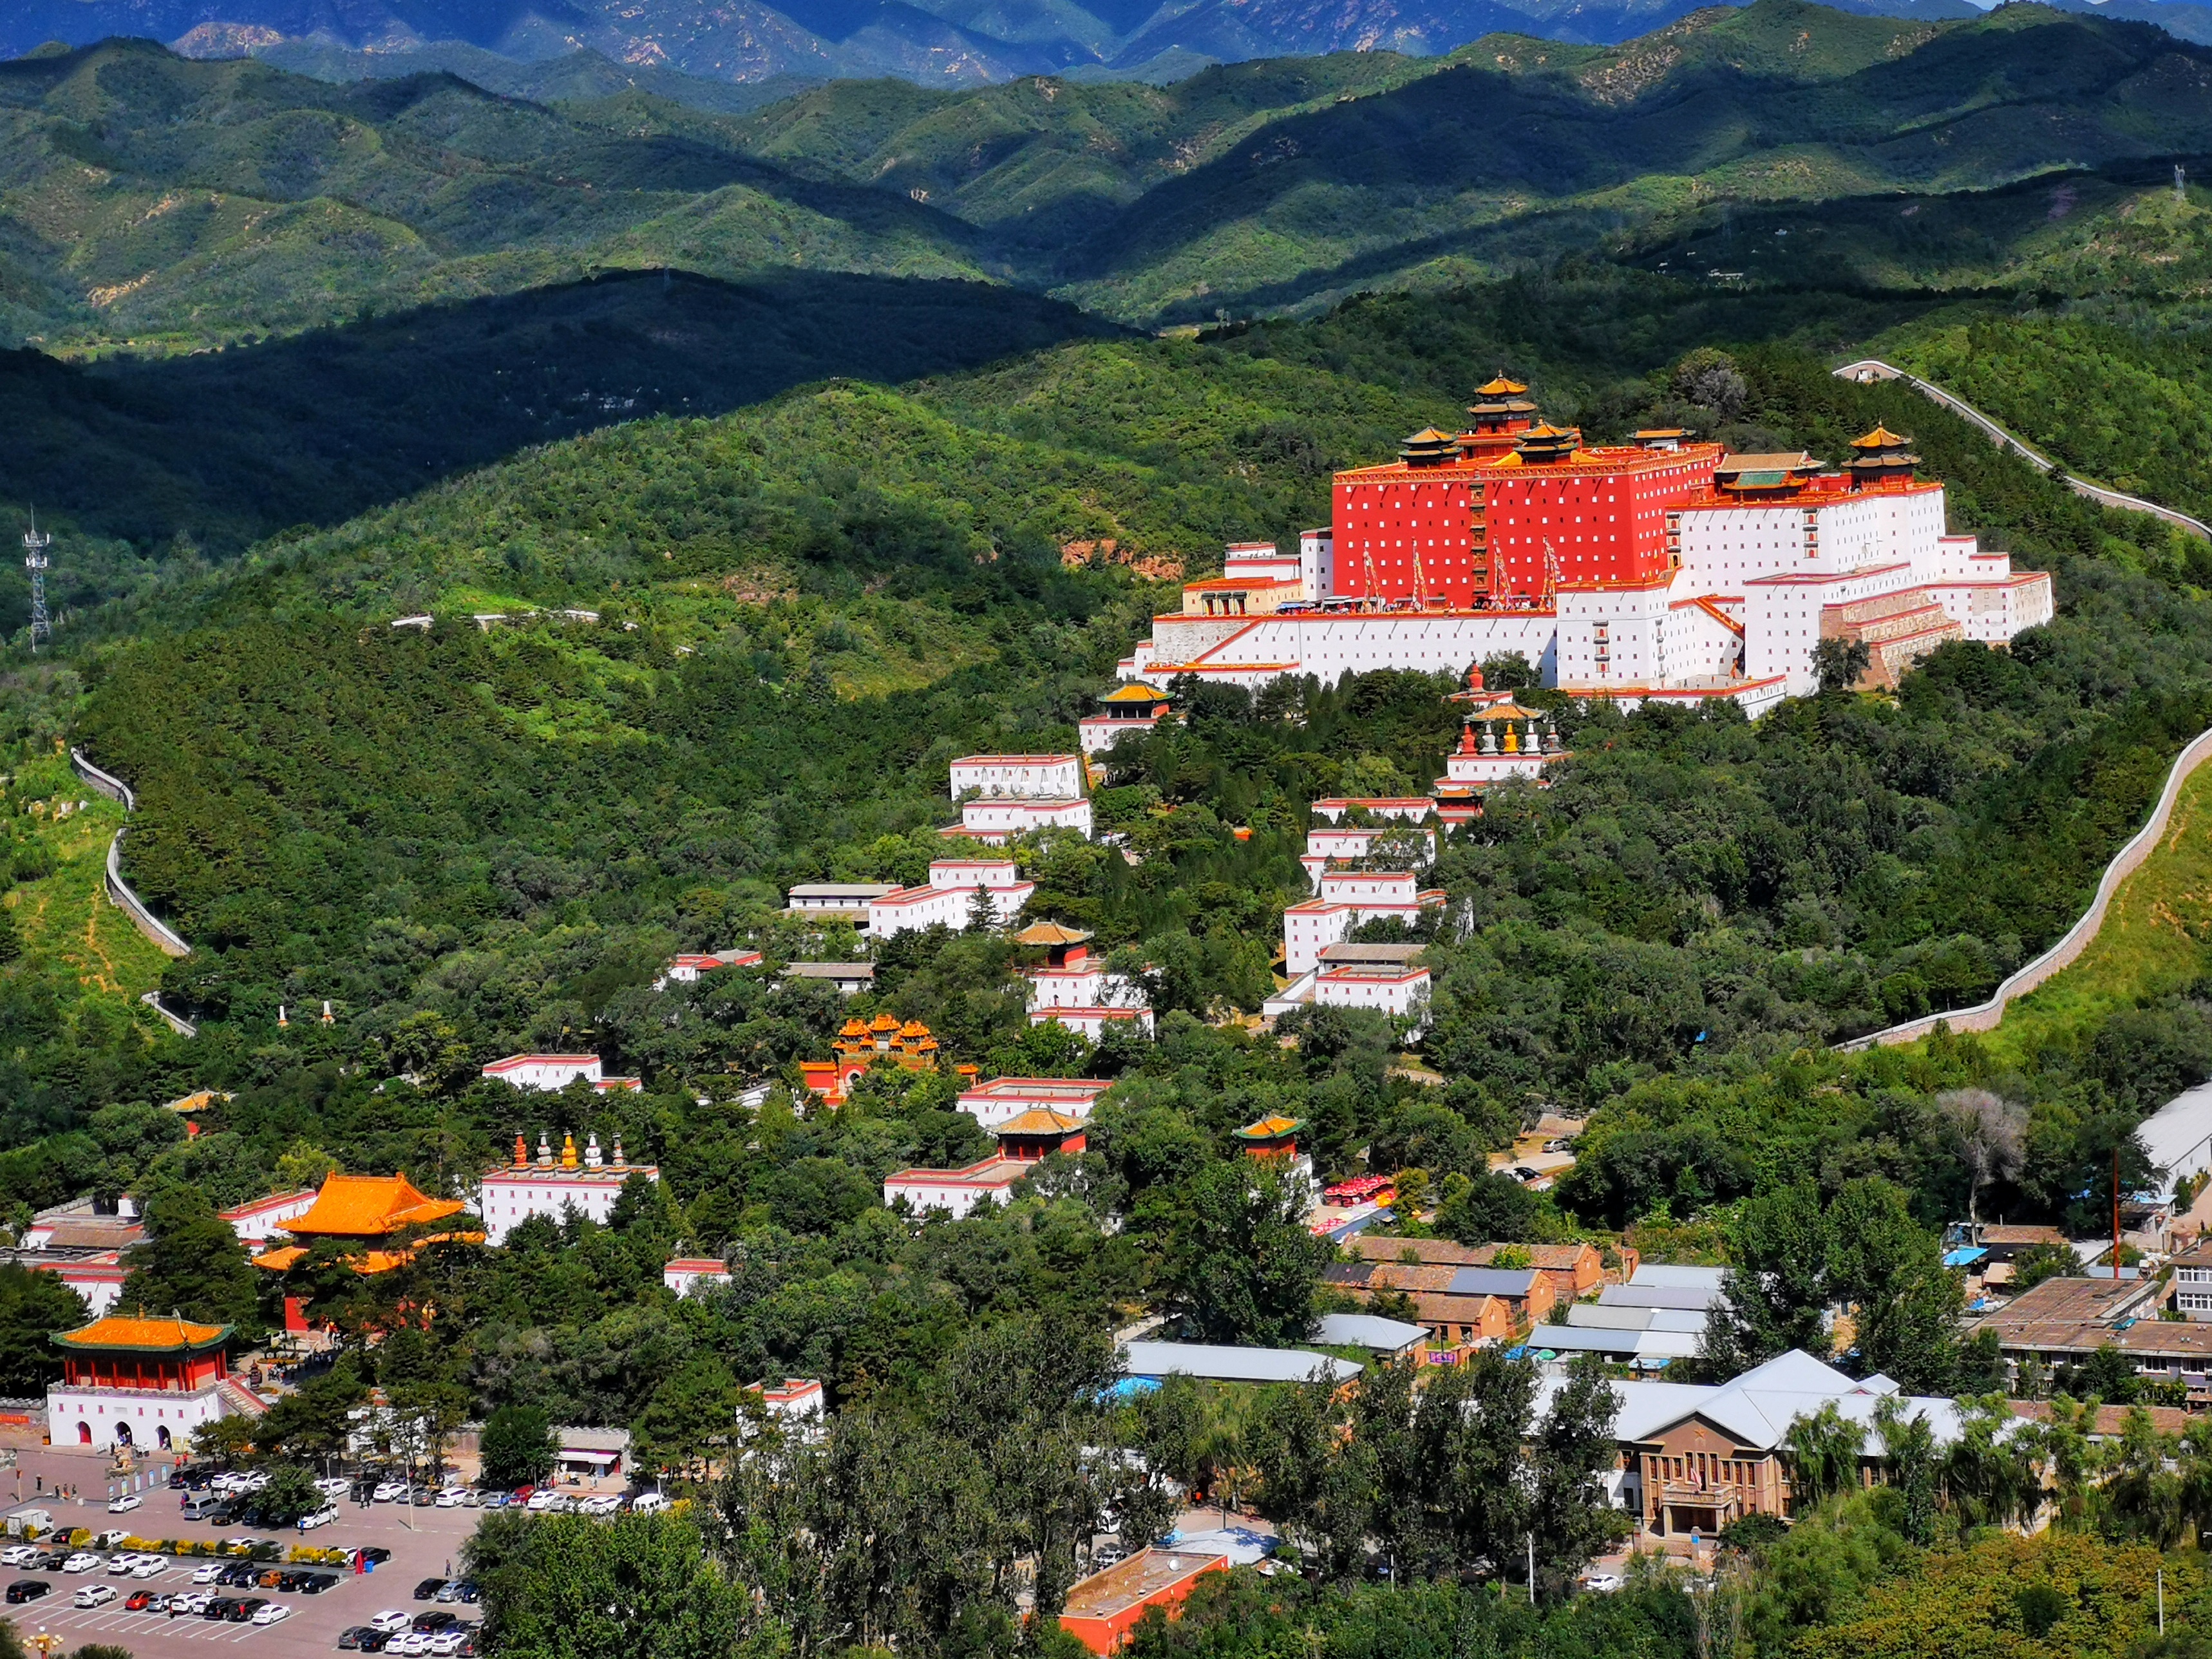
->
[1314,964,1432,1023]
[884,1156,1027,1218]
[664,1257,731,1296]
[949,755,1084,800]
[216,1190,318,1244]
[868,859,1035,938]
[949,797,1093,844]
[657,949,763,987]
[956,1075,1114,1129]
[475,1132,659,1245]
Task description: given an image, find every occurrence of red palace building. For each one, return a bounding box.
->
[1329,377,1723,609]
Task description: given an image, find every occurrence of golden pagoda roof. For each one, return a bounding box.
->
[996,1107,1087,1137]
[1234,1114,1306,1141]
[53,1313,231,1352]
[1519,422,1578,441]
[282,1173,465,1240]
[871,1011,900,1032]
[898,1019,930,1038]
[1101,683,1169,704]
[840,1018,870,1038]
[1467,700,1545,721]
[1473,375,1528,396]
[1851,425,1912,450]
[1013,921,1092,946]
[1403,425,1457,444]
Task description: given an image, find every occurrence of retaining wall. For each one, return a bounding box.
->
[68,748,191,960]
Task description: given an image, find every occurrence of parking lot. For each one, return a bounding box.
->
[0,1444,513,1659]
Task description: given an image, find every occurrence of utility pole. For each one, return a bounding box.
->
[1526,1532,1535,1606]
[22,517,50,654]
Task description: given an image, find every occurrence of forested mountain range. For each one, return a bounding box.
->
[8,1,2212,360]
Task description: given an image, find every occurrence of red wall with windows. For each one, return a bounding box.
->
[1332,448,1721,605]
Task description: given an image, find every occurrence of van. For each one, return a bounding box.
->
[627,1492,669,1515]
[180,1494,222,1521]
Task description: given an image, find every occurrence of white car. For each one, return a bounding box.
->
[0,1546,34,1568]
[393,1634,433,1657]
[106,1553,138,1574]
[171,1591,210,1615]
[427,1633,467,1656]
[524,1489,562,1512]
[130,1557,165,1578]
[191,1564,221,1584]
[252,1604,290,1626]
[106,1494,142,1514]
[370,1611,414,1634]
[1580,1571,1625,1594]
[372,1481,410,1503]
[62,1553,102,1573]
[301,1506,339,1530]
[629,1492,669,1515]
[73,1584,117,1608]
[315,1477,350,1497]
[211,1472,249,1493]
[433,1488,469,1509]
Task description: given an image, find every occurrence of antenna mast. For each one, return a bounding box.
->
[22,516,50,654]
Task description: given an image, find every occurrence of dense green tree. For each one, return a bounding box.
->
[480,1404,559,1490]
[1703,1184,1832,1374]
[0,1264,86,1393]
[118,1187,265,1341]
[1161,1161,1330,1345]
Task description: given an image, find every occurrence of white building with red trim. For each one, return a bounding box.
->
[947,797,1094,845]
[884,1155,1028,1219]
[217,1190,318,1244]
[949,755,1084,800]
[475,1132,659,1245]
[480,1054,643,1093]
[1079,684,1175,755]
[1315,964,1432,1026]
[664,1257,731,1296]
[1310,798,1437,825]
[1283,869,1446,976]
[956,1076,1114,1130]
[868,859,1035,938]
[657,949,763,987]
[1301,823,1437,890]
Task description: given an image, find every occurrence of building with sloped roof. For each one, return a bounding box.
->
[48,1313,258,1452]
[250,1171,479,1331]
[1539,1348,1989,1540]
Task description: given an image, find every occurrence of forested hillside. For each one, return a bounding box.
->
[9,4,2212,358]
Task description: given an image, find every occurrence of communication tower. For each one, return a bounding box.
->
[22,516,50,654]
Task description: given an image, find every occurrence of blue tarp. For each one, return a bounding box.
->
[1942,1247,1989,1267]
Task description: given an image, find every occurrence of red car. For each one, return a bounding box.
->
[124,1591,153,1611]
[511,1486,535,1503]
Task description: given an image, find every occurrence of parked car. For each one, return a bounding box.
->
[62,1553,102,1574]
[253,1603,291,1625]
[104,1553,135,1575]
[73,1584,118,1608]
[130,1557,165,1578]
[435,1582,464,1602]
[433,1488,469,1509]
[301,1573,340,1593]
[173,1591,211,1615]
[303,1505,340,1530]
[477,1493,510,1511]
[524,1490,563,1513]
[105,1494,141,1515]
[228,1597,268,1622]
[354,1634,392,1654]
[1580,1571,1624,1593]
[6,1580,50,1604]
[453,1582,482,1604]
[426,1633,468,1656]
[202,1597,240,1620]
[413,1578,447,1601]
[0,1546,35,1569]
[338,1629,377,1650]
[412,1611,460,1633]
[372,1481,410,1503]
[370,1610,414,1633]
[191,1564,222,1584]
[411,1489,437,1507]
[629,1492,670,1515]
[315,1477,351,1497]
[355,1547,393,1566]
[124,1590,154,1611]
[391,1635,433,1658]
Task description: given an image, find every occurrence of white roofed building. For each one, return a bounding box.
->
[948,796,1094,845]
[480,1054,642,1093]
[956,1074,1114,1129]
